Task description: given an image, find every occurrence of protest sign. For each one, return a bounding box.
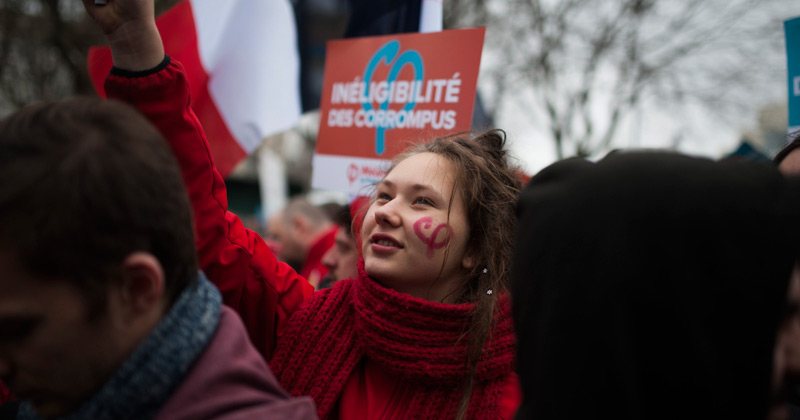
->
[787,16,800,135]
[311,27,485,197]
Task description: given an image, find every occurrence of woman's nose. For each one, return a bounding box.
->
[374,201,401,227]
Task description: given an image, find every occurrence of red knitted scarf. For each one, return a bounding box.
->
[270,263,516,419]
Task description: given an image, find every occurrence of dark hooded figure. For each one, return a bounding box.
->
[512,152,800,420]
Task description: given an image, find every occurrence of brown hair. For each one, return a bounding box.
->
[0,97,197,314]
[389,129,522,419]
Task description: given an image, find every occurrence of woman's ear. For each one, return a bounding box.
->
[461,251,477,271]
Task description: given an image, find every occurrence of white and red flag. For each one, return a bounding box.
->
[88,0,301,177]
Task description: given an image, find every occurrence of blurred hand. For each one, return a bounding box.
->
[81,0,155,37]
[80,0,164,71]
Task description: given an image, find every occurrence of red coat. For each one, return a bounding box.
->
[0,381,10,406]
[104,57,520,418]
[105,60,314,361]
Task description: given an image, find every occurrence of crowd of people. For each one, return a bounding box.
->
[1,0,800,419]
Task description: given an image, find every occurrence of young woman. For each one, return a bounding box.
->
[269,134,522,419]
[89,1,522,418]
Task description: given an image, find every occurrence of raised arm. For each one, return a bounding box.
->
[80,0,163,71]
[81,0,313,359]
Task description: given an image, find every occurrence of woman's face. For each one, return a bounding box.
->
[361,152,474,302]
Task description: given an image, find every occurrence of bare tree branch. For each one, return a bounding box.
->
[0,0,182,116]
[448,0,792,159]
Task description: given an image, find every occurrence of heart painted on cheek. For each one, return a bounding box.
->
[413,216,453,259]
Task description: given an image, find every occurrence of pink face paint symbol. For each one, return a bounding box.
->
[413,216,453,259]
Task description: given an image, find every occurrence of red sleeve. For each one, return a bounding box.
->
[498,372,522,420]
[0,380,12,405]
[103,58,314,360]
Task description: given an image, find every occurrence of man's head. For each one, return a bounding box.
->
[514,152,800,420]
[266,210,286,259]
[321,202,361,284]
[0,97,197,417]
[267,197,332,269]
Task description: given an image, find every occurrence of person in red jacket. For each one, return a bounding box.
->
[98,1,522,418]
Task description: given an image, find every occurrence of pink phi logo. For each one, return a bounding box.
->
[347,164,359,185]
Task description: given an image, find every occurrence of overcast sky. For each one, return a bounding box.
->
[486,6,800,175]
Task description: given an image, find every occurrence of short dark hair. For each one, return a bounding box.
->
[319,201,345,222]
[0,97,197,313]
[333,204,352,236]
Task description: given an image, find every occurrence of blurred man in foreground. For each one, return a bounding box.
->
[0,1,317,419]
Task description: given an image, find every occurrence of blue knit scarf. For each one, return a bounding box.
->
[17,272,221,420]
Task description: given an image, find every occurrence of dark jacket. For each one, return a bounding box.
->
[513,152,800,420]
[0,402,18,420]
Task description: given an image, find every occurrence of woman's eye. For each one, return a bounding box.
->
[414,197,433,206]
[377,192,392,201]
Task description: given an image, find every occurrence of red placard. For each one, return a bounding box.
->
[312,28,485,196]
